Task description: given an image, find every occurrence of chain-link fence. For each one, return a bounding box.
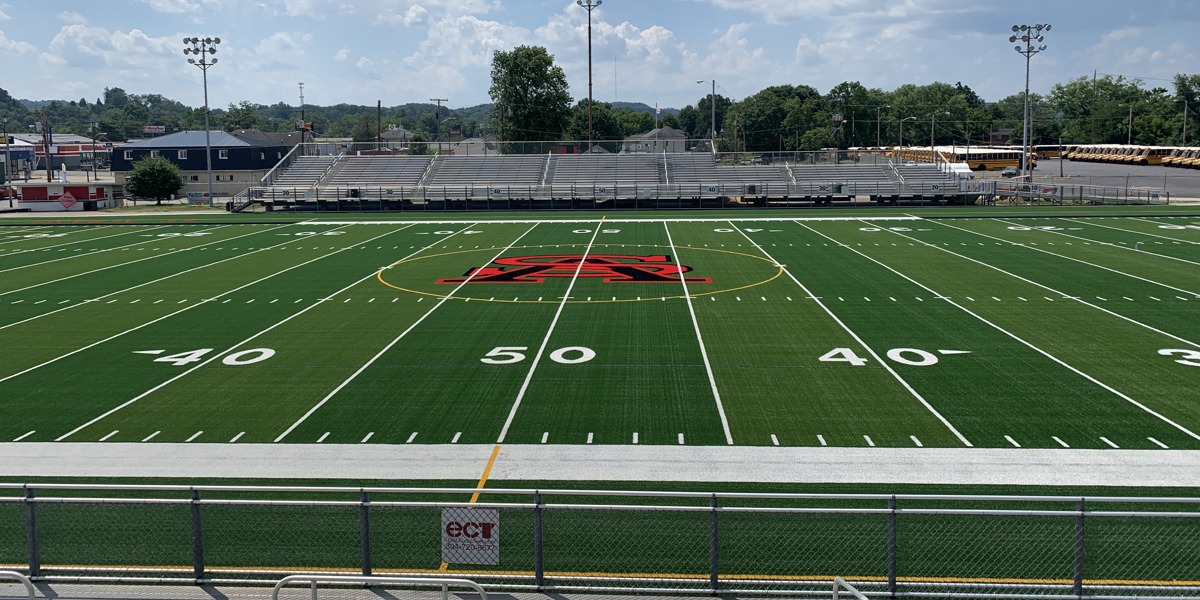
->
[1,485,1198,598]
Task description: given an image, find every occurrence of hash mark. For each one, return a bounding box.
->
[1052,436,1069,448]
[540,432,549,444]
[817,434,827,447]
[864,435,875,447]
[99,430,119,442]
[587,432,594,444]
[361,432,375,443]
[632,432,639,445]
[317,432,330,443]
[770,434,779,446]
[406,432,417,444]
[230,432,245,443]
[1148,437,1169,449]
[910,436,923,447]
[1005,435,1021,448]
[13,431,35,442]
[1100,436,1119,449]
[186,431,203,443]
[142,431,160,442]
[451,432,462,444]
[678,433,685,445]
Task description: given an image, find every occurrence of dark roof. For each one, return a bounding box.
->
[122,130,253,149]
[231,129,307,147]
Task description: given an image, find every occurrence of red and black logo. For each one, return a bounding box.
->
[437,254,712,285]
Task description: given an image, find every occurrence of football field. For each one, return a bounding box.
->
[2,214,1199,452]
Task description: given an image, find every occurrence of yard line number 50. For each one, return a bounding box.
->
[481,346,596,365]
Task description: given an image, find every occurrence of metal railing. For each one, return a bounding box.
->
[0,571,34,600]
[1,484,1198,598]
[982,180,1169,205]
[833,576,869,600]
[272,575,486,600]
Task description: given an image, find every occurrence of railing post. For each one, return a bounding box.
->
[709,494,719,594]
[24,487,39,579]
[534,491,544,591]
[191,489,204,582]
[360,491,372,576]
[1074,498,1085,600]
[887,496,897,600]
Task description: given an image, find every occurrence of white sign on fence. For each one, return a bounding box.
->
[441,507,500,565]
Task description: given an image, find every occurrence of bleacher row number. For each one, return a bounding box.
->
[930,184,941,191]
[818,185,829,192]
[706,186,718,193]
[596,187,608,194]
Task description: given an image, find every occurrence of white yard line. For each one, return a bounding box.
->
[52,225,422,441]
[0,225,232,275]
[913,222,1200,350]
[961,219,1200,298]
[278,224,538,443]
[496,222,606,444]
[0,225,152,254]
[1083,217,1200,245]
[989,219,1200,268]
[814,219,1200,443]
[737,222,973,447]
[0,225,396,386]
[663,222,733,445]
[0,225,254,297]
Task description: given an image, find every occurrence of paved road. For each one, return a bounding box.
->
[2,443,1198,487]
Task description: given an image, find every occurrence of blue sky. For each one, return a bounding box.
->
[1,0,1197,111]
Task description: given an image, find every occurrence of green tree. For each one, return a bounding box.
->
[225,100,264,130]
[125,155,183,205]
[567,100,622,151]
[488,45,572,152]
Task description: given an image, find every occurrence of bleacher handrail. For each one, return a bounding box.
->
[0,570,35,600]
[271,575,486,600]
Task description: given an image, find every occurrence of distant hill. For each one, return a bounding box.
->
[612,101,680,116]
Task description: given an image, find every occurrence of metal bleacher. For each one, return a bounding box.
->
[323,156,431,188]
[426,155,546,186]
[269,155,336,188]
[552,154,661,184]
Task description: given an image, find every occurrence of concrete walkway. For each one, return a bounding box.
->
[2,443,1198,487]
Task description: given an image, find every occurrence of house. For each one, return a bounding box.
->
[621,126,687,154]
[110,130,292,198]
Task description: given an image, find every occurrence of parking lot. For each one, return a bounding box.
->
[987,158,1200,200]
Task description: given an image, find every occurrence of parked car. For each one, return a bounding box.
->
[1000,166,1019,177]
[0,186,16,199]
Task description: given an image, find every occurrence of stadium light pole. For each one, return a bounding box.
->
[1010,23,1050,177]
[930,111,949,165]
[697,79,716,150]
[184,36,220,206]
[577,0,602,149]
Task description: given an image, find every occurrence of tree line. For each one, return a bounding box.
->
[3,45,1198,152]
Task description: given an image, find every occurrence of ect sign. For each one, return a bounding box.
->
[441,507,500,565]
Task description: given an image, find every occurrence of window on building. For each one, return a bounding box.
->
[150,150,160,158]
[277,152,282,159]
[190,175,199,182]
[123,150,132,160]
[260,152,265,160]
[219,149,229,159]
[178,150,188,160]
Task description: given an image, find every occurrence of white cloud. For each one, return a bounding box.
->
[0,3,14,21]
[334,46,350,61]
[0,30,36,55]
[57,11,87,24]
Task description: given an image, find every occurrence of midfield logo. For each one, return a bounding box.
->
[437,254,712,285]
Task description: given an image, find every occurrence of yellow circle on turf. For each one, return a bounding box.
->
[375,243,783,303]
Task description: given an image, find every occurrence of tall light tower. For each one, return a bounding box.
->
[577,0,602,149]
[1010,23,1050,176]
[697,79,716,149]
[184,36,220,205]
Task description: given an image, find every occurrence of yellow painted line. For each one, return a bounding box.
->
[470,444,502,504]
[375,243,782,303]
[7,563,1198,587]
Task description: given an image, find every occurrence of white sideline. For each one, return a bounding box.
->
[664,222,733,445]
[276,223,537,442]
[300,216,924,226]
[731,222,973,447]
[497,222,605,443]
[53,225,417,441]
[2,442,1199,487]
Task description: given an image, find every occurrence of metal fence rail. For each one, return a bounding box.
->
[0,484,1198,598]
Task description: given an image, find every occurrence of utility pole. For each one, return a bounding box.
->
[577,0,602,149]
[430,97,448,153]
[876,105,889,148]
